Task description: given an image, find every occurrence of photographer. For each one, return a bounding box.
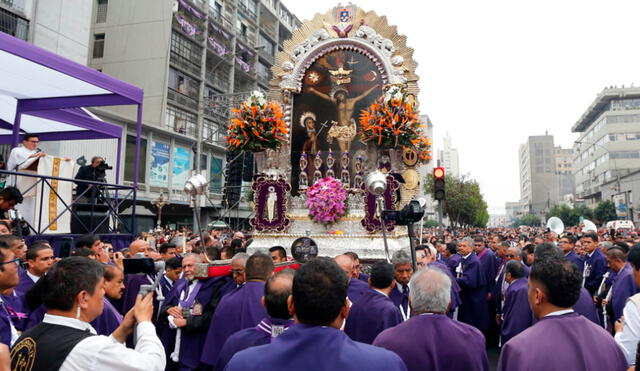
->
[74,156,110,203]
[10,257,166,371]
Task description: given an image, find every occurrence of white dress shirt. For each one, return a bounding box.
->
[615,300,640,366]
[26,270,40,284]
[42,314,166,371]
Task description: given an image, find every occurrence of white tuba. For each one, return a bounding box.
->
[582,219,597,233]
[546,217,564,236]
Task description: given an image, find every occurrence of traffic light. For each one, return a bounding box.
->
[433,167,445,201]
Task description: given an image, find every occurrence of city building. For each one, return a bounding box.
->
[416,115,437,220]
[572,86,640,210]
[438,132,459,178]
[554,146,574,200]
[519,134,562,216]
[9,0,300,230]
[0,0,93,64]
[505,201,527,223]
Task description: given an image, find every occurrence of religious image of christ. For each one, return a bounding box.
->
[308,84,378,154]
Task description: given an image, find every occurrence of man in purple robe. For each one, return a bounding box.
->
[582,231,607,295]
[345,261,402,344]
[91,264,124,336]
[494,247,530,322]
[560,234,584,272]
[614,244,640,365]
[416,245,461,315]
[373,265,488,371]
[605,247,637,324]
[456,237,489,331]
[344,251,369,282]
[17,243,54,329]
[225,257,407,371]
[572,287,601,326]
[200,253,273,368]
[215,270,294,371]
[500,260,532,344]
[120,239,153,314]
[389,250,414,320]
[497,244,627,371]
[160,253,235,371]
[0,241,21,366]
[335,254,370,304]
[442,242,461,276]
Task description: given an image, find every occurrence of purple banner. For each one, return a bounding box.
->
[210,22,231,40]
[235,42,256,57]
[179,0,204,18]
[208,37,228,56]
[236,56,252,73]
[175,14,199,36]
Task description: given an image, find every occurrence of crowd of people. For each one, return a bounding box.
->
[0,181,639,370]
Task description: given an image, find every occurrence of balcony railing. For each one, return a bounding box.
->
[238,1,257,21]
[170,51,201,77]
[205,71,230,92]
[209,9,234,30]
[167,89,199,112]
[0,0,26,13]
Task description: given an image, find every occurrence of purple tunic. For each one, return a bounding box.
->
[584,249,607,295]
[446,254,462,276]
[389,284,410,316]
[344,290,402,344]
[121,273,154,314]
[347,278,370,304]
[90,297,123,336]
[430,261,461,314]
[456,253,489,331]
[357,272,369,282]
[200,281,267,367]
[161,277,227,371]
[215,317,293,371]
[500,278,533,344]
[498,312,627,371]
[572,288,600,326]
[373,314,488,371]
[225,324,407,371]
[476,248,499,292]
[610,264,637,321]
[14,270,36,296]
[565,250,584,272]
[2,291,28,331]
[0,300,15,346]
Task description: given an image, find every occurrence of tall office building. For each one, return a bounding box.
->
[519,134,560,216]
[572,86,640,206]
[438,132,459,178]
[30,0,300,229]
[0,0,93,64]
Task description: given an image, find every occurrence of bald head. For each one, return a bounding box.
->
[129,239,150,257]
[335,255,354,277]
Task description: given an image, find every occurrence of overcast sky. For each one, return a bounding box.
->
[280,0,640,213]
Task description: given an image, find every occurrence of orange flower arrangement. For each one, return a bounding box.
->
[359,86,431,163]
[226,91,288,152]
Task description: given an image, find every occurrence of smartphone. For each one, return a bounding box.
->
[123,258,156,274]
[60,237,73,258]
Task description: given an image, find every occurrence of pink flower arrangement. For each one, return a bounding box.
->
[306,177,347,225]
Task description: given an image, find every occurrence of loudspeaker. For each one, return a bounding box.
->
[70,207,111,234]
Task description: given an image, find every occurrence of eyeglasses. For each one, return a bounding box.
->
[505,254,516,258]
[0,258,20,267]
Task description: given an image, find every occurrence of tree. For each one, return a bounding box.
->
[425,174,489,228]
[546,204,594,226]
[594,200,617,224]
[512,214,542,227]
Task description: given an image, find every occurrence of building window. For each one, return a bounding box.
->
[166,106,197,136]
[0,8,29,41]
[96,0,108,23]
[124,135,148,183]
[170,31,202,73]
[93,34,105,58]
[168,68,199,99]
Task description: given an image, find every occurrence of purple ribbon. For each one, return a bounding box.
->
[178,0,204,18]
[175,14,198,36]
[208,37,228,56]
[179,280,203,308]
[236,57,252,73]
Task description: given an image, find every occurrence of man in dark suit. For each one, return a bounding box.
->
[74,156,104,202]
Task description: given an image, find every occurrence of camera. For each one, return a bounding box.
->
[8,209,29,236]
[139,284,153,297]
[95,160,112,182]
[382,200,425,226]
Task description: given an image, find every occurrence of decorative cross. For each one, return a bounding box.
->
[152,193,170,228]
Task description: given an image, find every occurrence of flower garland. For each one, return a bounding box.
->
[306,177,347,225]
[226,91,288,152]
[359,86,432,163]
